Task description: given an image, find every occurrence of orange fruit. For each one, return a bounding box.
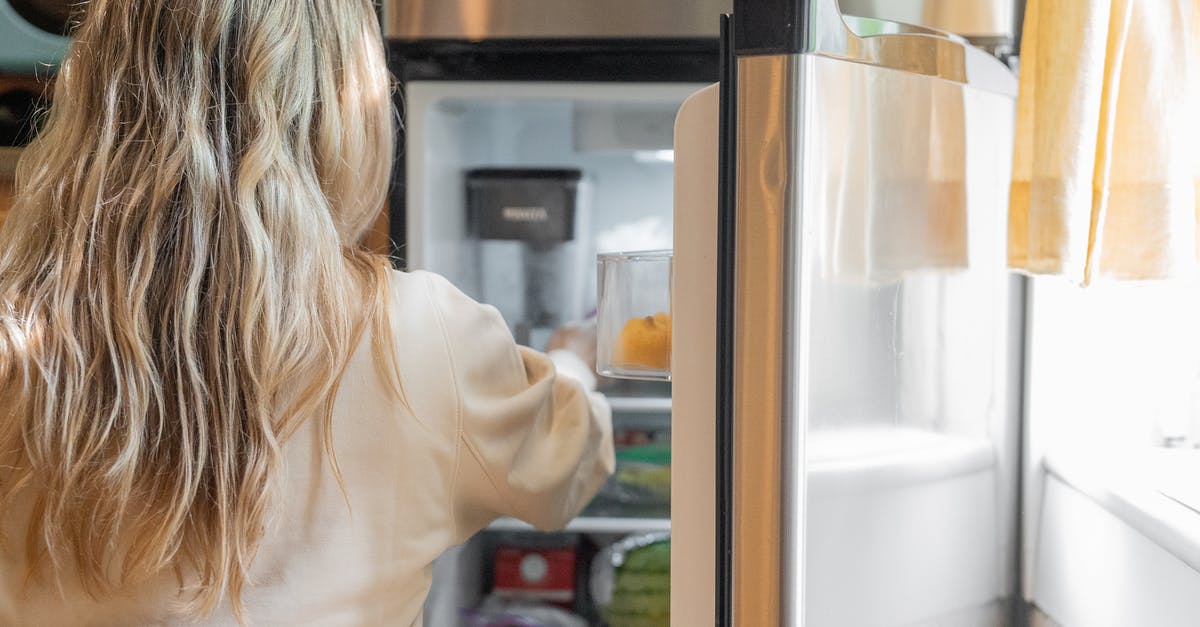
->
[614,312,671,370]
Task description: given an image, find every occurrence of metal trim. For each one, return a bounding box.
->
[731,53,804,626]
[384,0,731,40]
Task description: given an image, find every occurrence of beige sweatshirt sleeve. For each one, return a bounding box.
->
[0,568,12,626]
[422,273,615,539]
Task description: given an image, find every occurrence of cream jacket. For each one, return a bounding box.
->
[0,270,615,626]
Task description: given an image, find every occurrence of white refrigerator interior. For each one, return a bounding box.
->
[404,79,704,626]
[404,81,702,321]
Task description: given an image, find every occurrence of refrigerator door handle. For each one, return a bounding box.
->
[736,0,1016,97]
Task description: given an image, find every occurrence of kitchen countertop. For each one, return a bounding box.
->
[1044,447,1200,573]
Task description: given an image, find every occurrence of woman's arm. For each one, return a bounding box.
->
[421,273,615,540]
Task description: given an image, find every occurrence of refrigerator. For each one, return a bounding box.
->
[674,1,1020,624]
[383,0,1022,624]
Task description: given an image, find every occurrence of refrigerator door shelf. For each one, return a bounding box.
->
[596,250,674,382]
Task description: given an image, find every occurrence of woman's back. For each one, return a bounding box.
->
[0,1,613,623]
[3,270,613,626]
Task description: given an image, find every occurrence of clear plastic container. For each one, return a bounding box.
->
[596,250,672,381]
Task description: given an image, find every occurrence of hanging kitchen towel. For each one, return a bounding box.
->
[1010,0,1200,284]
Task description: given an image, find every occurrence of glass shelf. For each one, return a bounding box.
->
[606,396,672,413]
[488,516,670,535]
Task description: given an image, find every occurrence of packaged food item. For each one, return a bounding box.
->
[485,532,599,621]
[612,428,657,448]
[492,544,578,606]
[591,533,671,627]
[585,442,671,518]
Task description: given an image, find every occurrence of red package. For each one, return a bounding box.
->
[492,545,577,606]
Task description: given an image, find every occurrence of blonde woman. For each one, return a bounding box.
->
[0,1,613,625]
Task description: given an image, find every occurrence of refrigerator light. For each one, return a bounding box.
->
[634,150,675,163]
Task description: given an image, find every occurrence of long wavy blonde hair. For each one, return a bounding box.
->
[0,0,396,618]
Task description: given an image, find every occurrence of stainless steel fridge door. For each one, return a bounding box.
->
[729,0,1018,624]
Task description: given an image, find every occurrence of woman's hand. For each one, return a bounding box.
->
[545,318,597,373]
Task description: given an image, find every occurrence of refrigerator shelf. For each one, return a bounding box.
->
[606,396,672,413]
[488,516,671,535]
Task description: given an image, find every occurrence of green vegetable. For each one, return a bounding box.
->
[604,540,670,627]
[615,443,671,465]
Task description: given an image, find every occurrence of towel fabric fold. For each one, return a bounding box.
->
[1009,0,1200,284]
